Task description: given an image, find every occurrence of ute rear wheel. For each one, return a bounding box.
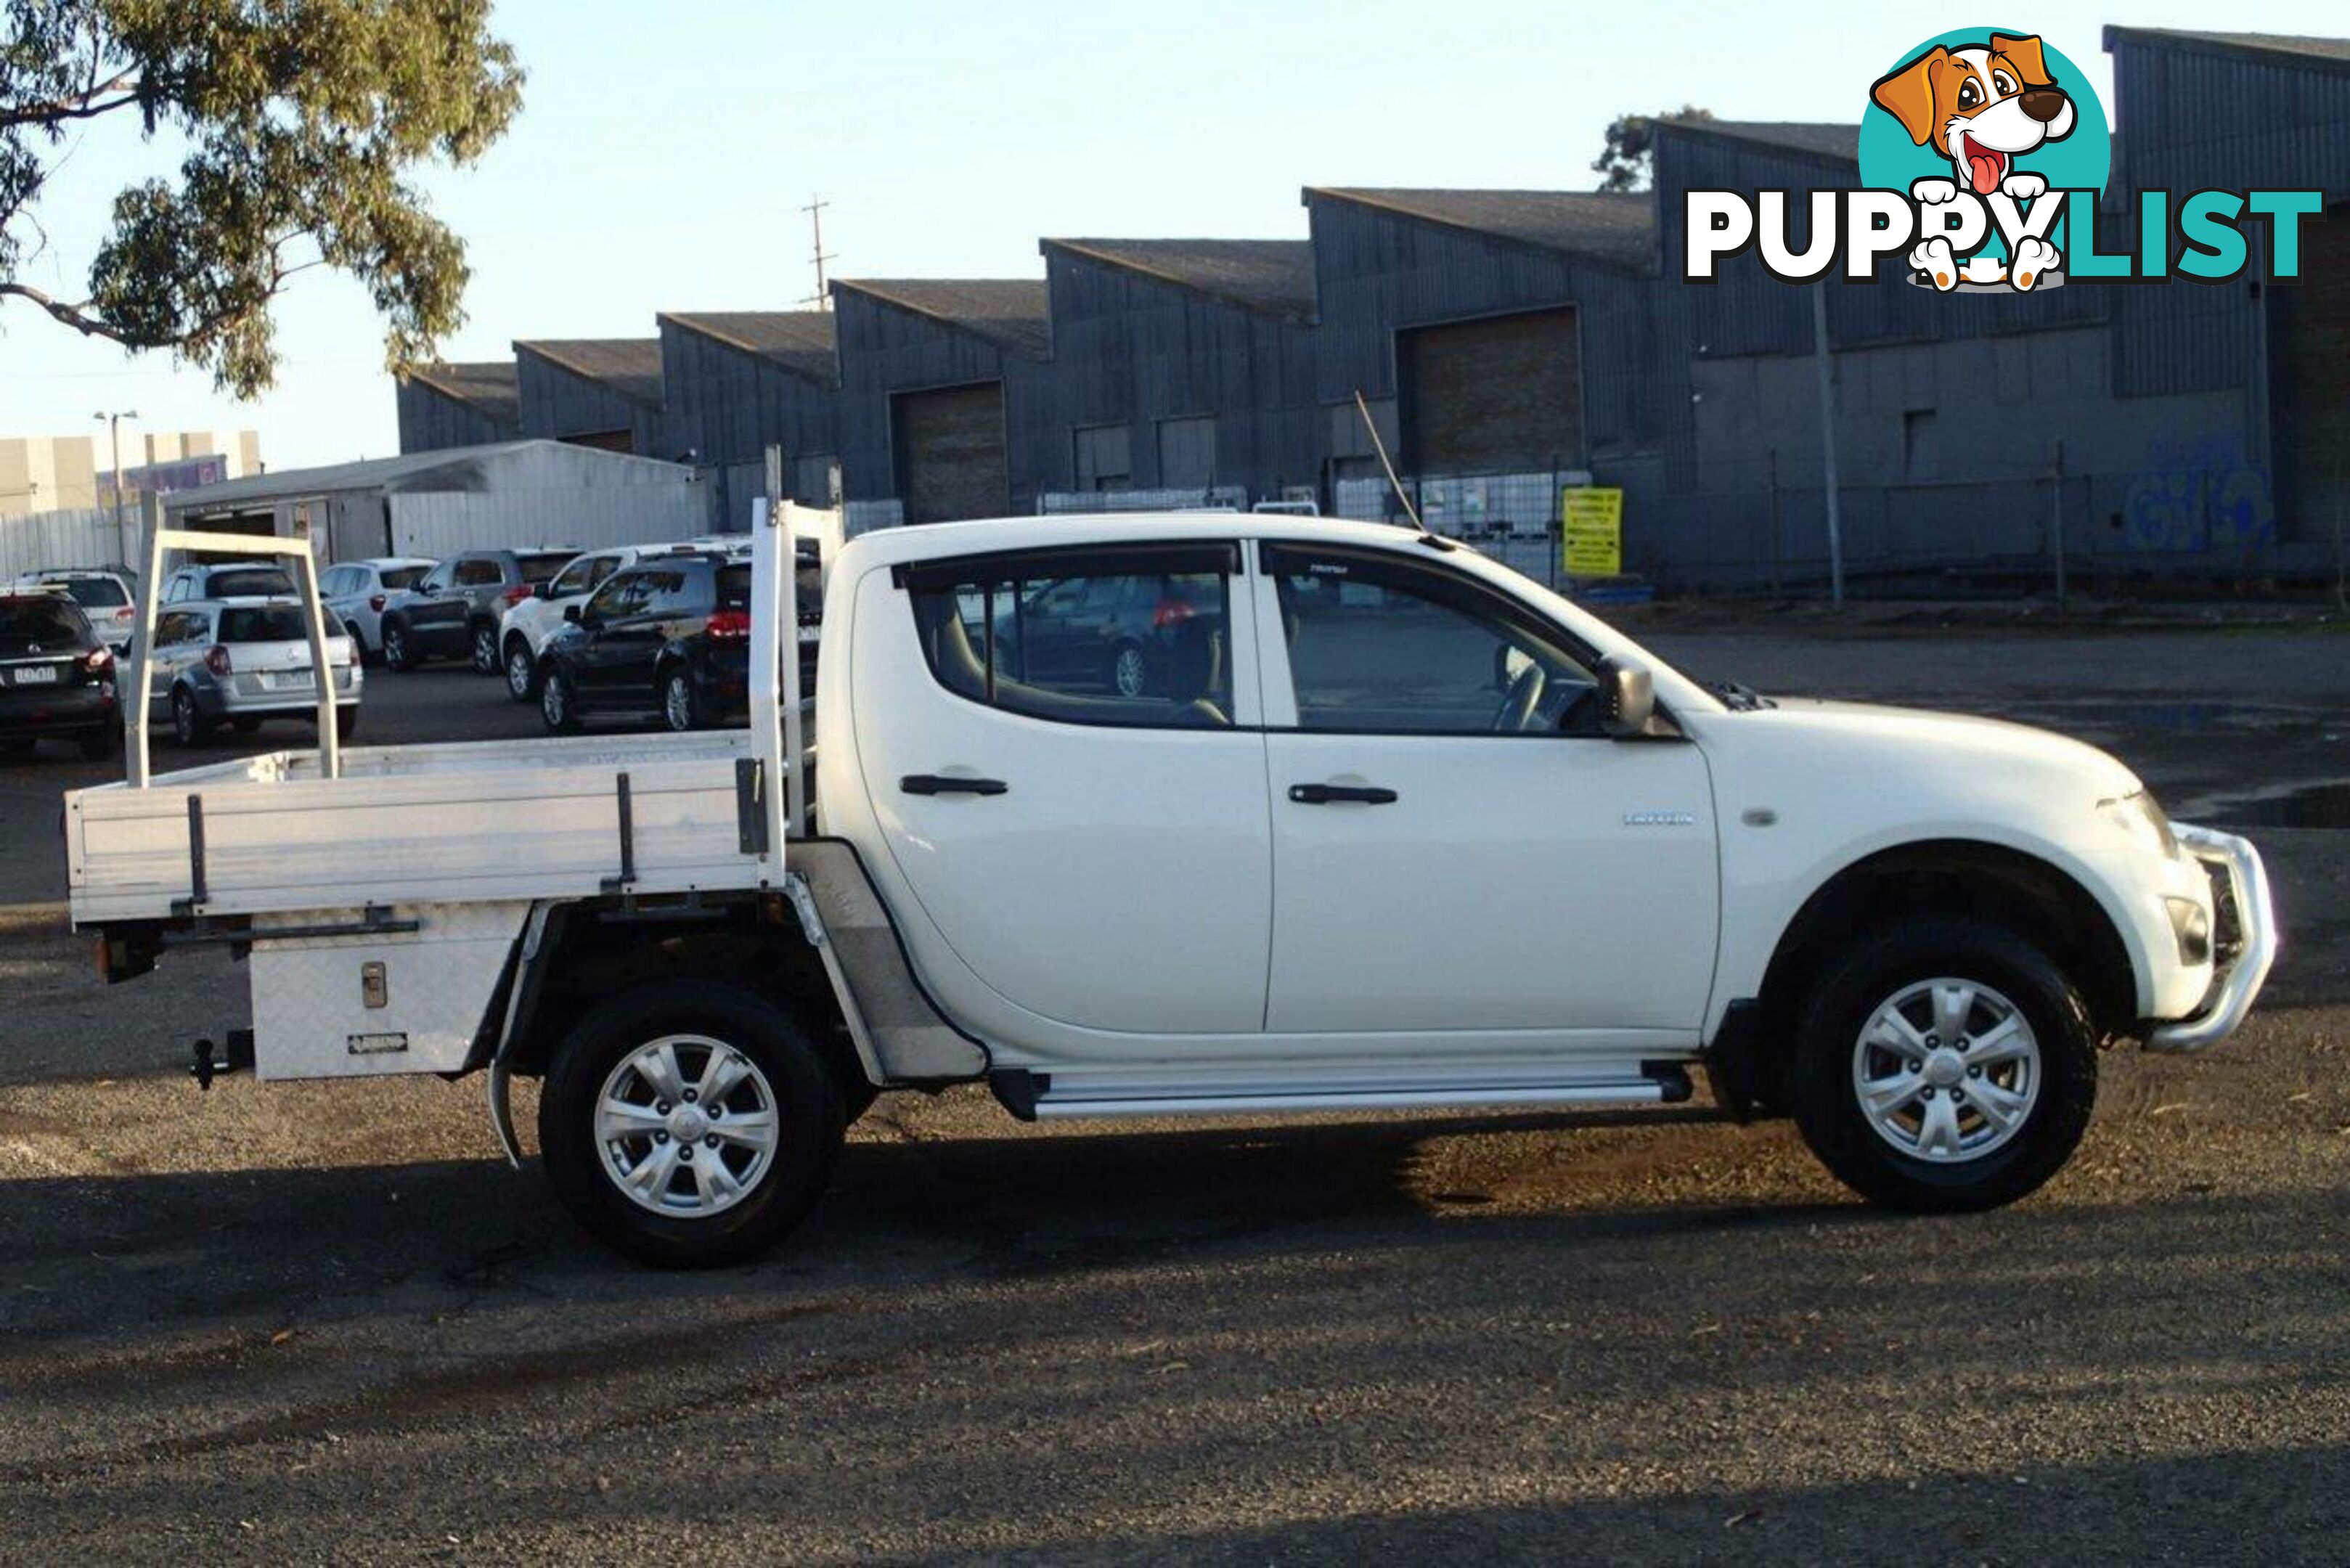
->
[1791,918,2095,1212]
[539,981,845,1266]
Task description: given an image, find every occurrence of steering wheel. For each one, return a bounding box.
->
[1491,663,1546,732]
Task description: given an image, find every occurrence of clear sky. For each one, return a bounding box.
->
[2,0,2340,473]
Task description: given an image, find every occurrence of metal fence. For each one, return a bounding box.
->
[387,485,712,561]
[0,506,136,582]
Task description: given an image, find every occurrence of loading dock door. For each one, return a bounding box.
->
[2277,203,2350,544]
[895,382,1008,523]
[1400,307,1584,473]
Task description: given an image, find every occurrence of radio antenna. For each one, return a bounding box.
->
[1353,388,1424,533]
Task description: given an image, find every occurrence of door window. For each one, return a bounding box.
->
[1262,543,1597,735]
[453,558,502,588]
[154,611,207,646]
[637,568,709,617]
[902,544,1237,728]
[419,561,457,593]
[584,570,651,623]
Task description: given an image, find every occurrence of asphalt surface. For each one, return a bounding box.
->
[1,625,2346,1562]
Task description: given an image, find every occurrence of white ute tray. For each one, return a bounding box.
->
[66,730,765,923]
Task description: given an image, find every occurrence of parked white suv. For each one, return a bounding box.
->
[12,568,139,653]
[496,538,748,701]
[63,513,2274,1266]
[320,558,436,662]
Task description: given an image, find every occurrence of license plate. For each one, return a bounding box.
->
[267,670,315,689]
[10,666,59,685]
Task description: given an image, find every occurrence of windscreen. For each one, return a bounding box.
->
[0,598,89,652]
[219,605,308,642]
[210,568,295,598]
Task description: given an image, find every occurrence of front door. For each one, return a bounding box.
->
[852,541,1270,1036]
[1255,540,1718,1037]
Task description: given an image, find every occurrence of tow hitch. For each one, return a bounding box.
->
[189,1029,255,1090]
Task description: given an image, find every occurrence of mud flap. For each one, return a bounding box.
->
[783,838,990,1084]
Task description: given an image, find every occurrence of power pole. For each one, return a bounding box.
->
[94,409,138,565]
[799,196,835,310]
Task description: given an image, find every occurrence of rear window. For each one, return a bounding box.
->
[211,568,294,598]
[52,577,128,608]
[714,565,820,619]
[0,598,89,652]
[379,564,431,591]
[219,605,308,642]
[519,553,576,584]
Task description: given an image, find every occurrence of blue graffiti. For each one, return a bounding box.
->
[2121,436,2275,554]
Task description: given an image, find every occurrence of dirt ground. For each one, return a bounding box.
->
[1,626,2346,1563]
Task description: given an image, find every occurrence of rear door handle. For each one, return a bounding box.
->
[902,774,1008,796]
[1288,783,1399,806]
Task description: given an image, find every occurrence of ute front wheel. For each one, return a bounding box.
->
[1791,918,2095,1213]
[539,981,846,1267]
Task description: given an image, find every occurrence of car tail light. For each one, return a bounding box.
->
[203,645,232,677]
[369,594,386,613]
[113,606,135,621]
[1151,597,1197,629]
[83,645,113,674]
[704,610,751,642]
[502,584,534,608]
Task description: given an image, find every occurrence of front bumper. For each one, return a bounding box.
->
[2146,825,2277,1053]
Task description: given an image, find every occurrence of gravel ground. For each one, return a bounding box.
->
[1,629,2346,1563]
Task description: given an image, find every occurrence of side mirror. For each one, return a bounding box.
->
[563,605,582,624]
[535,582,554,600]
[1596,657,1655,738]
[416,581,437,596]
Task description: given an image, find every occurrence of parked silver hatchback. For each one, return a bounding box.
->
[144,598,362,746]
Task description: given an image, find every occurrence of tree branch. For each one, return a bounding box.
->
[0,73,144,130]
[0,281,130,344]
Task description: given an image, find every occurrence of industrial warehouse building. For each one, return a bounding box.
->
[391,25,2349,590]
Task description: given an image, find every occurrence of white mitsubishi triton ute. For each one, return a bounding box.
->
[64,509,2276,1265]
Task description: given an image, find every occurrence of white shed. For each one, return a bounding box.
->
[163,440,717,565]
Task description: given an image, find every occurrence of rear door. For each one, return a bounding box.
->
[1255,540,1718,1037]
[576,568,660,701]
[852,540,1270,1035]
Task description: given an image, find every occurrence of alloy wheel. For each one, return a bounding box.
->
[595,1034,780,1217]
[1851,976,2041,1163]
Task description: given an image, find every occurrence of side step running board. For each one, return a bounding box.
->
[996,1065,1692,1122]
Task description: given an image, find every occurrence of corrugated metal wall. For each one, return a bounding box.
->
[396,381,515,454]
[0,507,130,579]
[833,290,1052,512]
[386,484,709,560]
[1037,250,1321,502]
[657,322,838,493]
[515,353,683,460]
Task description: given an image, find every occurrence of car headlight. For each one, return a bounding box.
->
[2099,788,2179,860]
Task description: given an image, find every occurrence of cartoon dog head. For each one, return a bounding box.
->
[1872,34,2076,195]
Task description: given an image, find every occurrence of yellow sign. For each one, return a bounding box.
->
[1562,487,1623,578]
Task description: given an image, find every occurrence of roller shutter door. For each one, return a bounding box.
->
[2279,205,2350,544]
[1400,308,1583,473]
[895,382,1008,523]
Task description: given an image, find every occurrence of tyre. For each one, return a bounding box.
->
[504,635,539,702]
[169,687,213,748]
[334,706,359,743]
[538,981,846,1267]
[381,619,415,671]
[470,620,499,675]
[540,663,582,733]
[1109,639,1149,698]
[660,666,701,732]
[1790,918,2096,1213]
[77,724,119,761]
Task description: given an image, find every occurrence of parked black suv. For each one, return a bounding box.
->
[0,592,121,759]
[536,552,818,733]
[380,547,578,673]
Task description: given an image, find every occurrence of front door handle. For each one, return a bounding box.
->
[1288,783,1399,806]
[902,774,1008,796]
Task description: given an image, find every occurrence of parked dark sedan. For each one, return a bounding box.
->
[537,552,817,733]
[0,591,121,759]
[379,547,578,673]
[995,572,1225,698]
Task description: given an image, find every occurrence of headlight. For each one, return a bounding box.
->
[2099,788,2179,859]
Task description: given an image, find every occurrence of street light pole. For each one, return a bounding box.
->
[94,409,138,565]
